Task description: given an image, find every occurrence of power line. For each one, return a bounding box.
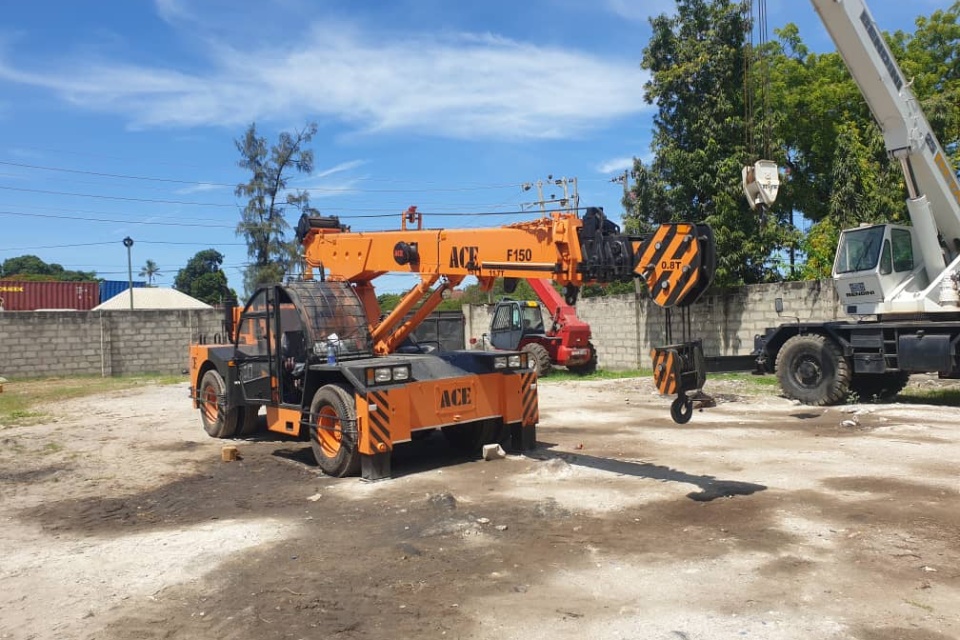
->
[0,209,236,228]
[0,158,530,193]
[0,241,116,251]
[0,185,239,207]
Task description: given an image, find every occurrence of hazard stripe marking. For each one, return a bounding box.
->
[368,390,391,446]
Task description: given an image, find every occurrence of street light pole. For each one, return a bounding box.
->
[123,237,134,310]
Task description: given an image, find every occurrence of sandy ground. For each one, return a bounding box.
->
[0,375,958,640]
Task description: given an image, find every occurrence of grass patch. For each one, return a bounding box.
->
[541,369,781,394]
[40,442,64,456]
[895,387,960,406]
[709,372,782,393]
[0,374,182,426]
[541,368,652,382]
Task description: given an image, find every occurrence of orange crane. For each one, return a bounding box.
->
[189,206,715,480]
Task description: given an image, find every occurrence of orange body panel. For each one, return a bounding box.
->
[356,369,537,450]
[266,406,304,437]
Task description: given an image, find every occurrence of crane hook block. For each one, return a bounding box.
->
[635,223,716,308]
[742,160,781,211]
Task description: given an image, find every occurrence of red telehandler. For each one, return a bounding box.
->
[487,279,596,376]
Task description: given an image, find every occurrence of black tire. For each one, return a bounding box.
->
[567,342,598,376]
[522,342,552,376]
[237,405,261,436]
[775,334,851,405]
[442,420,504,454]
[849,371,910,402]
[309,385,361,477]
[670,396,693,424]
[198,369,241,438]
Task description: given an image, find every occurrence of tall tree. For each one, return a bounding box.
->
[764,7,960,277]
[138,259,161,286]
[625,0,790,286]
[1,255,96,281]
[174,249,236,305]
[235,122,319,294]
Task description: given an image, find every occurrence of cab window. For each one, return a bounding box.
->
[891,228,914,272]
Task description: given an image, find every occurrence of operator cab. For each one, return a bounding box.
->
[832,223,926,313]
[489,299,545,350]
[234,281,374,407]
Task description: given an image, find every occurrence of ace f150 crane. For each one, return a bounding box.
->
[189,206,716,479]
[751,0,960,404]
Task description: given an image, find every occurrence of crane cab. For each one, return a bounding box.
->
[832,223,926,314]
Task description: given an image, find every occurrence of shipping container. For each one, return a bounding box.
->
[99,280,146,304]
[0,280,100,311]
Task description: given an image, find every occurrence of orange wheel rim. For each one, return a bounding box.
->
[317,406,342,457]
[202,384,219,423]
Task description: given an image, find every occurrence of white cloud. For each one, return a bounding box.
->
[312,160,367,180]
[175,182,223,195]
[596,156,635,174]
[154,0,193,24]
[0,21,652,141]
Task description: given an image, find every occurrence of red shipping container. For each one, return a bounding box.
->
[0,280,99,311]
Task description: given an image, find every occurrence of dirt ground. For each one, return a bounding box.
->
[1,375,959,640]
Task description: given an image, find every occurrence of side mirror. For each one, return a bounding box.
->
[774,297,784,315]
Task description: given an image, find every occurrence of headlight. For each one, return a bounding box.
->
[493,356,508,369]
[374,367,392,383]
[508,355,522,368]
[392,366,410,381]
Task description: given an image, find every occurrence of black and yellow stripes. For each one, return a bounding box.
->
[651,347,680,395]
[520,370,538,426]
[366,389,392,452]
[635,223,702,308]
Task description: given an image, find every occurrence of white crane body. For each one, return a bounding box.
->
[755,0,960,405]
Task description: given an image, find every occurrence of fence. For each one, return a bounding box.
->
[0,280,843,377]
[0,309,224,377]
[464,279,842,369]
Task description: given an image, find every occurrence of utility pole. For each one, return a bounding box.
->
[520,176,579,213]
[123,237,134,310]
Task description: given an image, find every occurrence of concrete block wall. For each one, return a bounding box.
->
[575,294,642,369]
[464,279,843,370]
[0,309,224,378]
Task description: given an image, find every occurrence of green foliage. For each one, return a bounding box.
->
[625,0,791,286]
[457,278,538,306]
[767,7,960,277]
[235,122,318,294]
[580,280,637,298]
[376,292,404,311]
[138,259,161,286]
[173,249,236,305]
[1,255,97,281]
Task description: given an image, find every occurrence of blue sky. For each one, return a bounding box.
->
[0,0,953,295]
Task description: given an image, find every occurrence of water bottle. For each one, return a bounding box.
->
[326,341,337,365]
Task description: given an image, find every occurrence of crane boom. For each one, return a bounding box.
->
[296,206,717,423]
[296,207,715,354]
[813,0,960,295]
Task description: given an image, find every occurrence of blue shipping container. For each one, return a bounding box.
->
[99,280,147,303]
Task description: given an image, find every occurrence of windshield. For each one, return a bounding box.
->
[835,225,885,275]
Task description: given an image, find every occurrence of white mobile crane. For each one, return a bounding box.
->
[752,0,960,405]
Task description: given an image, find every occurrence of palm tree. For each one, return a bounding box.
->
[139,259,161,286]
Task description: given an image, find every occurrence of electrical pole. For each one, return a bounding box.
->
[123,237,134,310]
[520,176,579,214]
